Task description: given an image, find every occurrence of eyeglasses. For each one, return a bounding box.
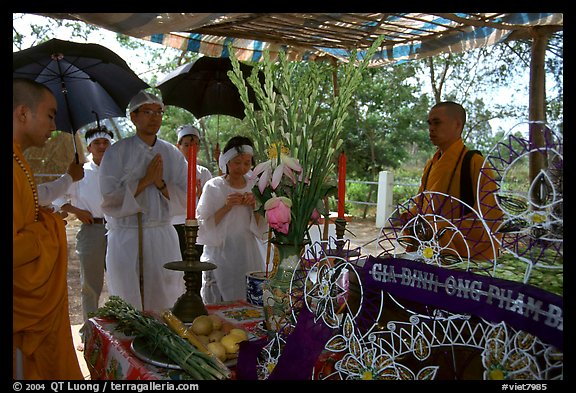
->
[137,109,164,117]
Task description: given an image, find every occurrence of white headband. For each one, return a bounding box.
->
[86,131,113,146]
[219,145,254,173]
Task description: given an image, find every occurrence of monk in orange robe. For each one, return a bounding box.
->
[403,101,503,262]
[13,78,83,379]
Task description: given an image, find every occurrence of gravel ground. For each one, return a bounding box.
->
[65,217,382,325]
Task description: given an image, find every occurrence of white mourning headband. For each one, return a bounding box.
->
[218,145,254,173]
[86,131,113,146]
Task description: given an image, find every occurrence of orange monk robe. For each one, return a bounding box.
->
[13,142,83,380]
[414,138,503,261]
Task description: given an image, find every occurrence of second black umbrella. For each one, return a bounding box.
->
[157,56,263,120]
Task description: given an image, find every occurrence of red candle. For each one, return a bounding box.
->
[338,151,346,218]
[187,143,198,220]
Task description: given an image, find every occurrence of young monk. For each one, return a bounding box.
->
[13,78,84,379]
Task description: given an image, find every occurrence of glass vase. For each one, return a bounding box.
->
[262,241,307,335]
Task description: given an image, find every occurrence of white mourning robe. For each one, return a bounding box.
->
[196,176,268,303]
[99,135,188,311]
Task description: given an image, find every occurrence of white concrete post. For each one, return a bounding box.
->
[376,171,394,228]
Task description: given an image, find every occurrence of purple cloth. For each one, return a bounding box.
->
[236,337,267,380]
[236,307,335,380]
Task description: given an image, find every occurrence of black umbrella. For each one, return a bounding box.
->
[13,38,149,158]
[156,56,263,120]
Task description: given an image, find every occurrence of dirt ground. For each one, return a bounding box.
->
[65,216,383,325]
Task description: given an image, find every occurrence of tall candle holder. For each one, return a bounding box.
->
[164,219,216,323]
[334,216,347,251]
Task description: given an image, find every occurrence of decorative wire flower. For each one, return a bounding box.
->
[496,170,562,235]
[256,333,286,380]
[327,315,437,380]
[481,323,540,380]
[397,214,466,268]
[327,315,391,379]
[336,345,399,380]
[304,261,351,328]
[485,123,563,267]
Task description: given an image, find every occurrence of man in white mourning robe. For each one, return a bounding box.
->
[99,91,187,311]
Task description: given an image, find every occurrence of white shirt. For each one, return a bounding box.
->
[53,157,104,217]
[38,173,72,207]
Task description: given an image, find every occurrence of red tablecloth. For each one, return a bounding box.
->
[83,300,265,380]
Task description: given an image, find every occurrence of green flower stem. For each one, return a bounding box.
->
[228,36,385,244]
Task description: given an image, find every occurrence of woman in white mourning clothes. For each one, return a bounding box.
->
[196,136,268,303]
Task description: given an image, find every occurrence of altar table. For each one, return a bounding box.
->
[83,300,267,380]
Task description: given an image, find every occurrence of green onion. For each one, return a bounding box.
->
[93,296,231,380]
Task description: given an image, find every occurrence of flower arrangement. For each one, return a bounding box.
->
[228,37,384,246]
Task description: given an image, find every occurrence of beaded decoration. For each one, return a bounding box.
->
[13,151,39,222]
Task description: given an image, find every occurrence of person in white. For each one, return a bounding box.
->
[197,136,268,303]
[53,127,113,340]
[171,124,212,258]
[99,90,187,311]
[37,155,84,207]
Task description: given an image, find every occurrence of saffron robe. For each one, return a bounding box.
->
[13,142,83,380]
[414,138,503,261]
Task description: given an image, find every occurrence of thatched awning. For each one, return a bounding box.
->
[36,13,563,66]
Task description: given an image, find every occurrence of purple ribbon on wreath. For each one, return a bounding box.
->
[236,307,335,380]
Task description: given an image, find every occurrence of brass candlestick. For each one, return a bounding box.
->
[335,216,347,251]
[164,219,216,323]
[328,216,360,258]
